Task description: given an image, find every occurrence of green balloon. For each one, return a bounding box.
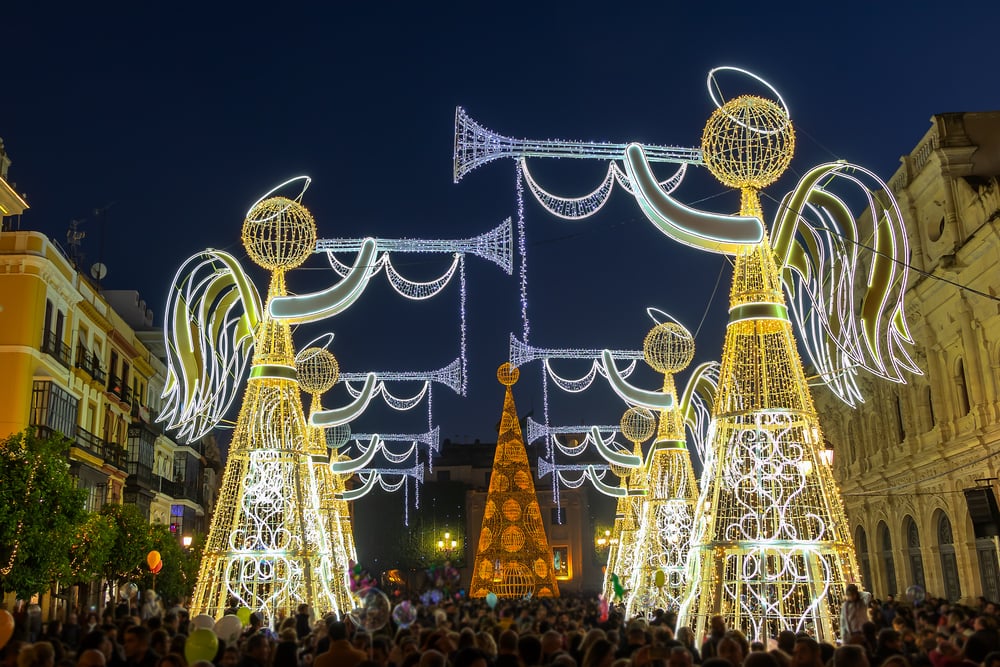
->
[236,607,252,626]
[185,628,219,664]
[654,570,666,588]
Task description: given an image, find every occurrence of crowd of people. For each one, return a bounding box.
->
[4,587,1000,667]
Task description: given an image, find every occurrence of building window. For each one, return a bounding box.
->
[904,516,926,590]
[550,507,566,525]
[937,513,961,601]
[957,359,971,416]
[895,397,906,442]
[30,381,79,438]
[856,525,873,591]
[878,521,897,596]
[553,546,570,579]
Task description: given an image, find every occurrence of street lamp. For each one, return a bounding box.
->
[437,531,458,555]
[182,535,193,548]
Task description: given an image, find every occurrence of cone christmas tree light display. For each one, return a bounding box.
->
[471,363,559,599]
[602,406,654,603]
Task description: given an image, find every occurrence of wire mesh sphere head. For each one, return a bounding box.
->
[242,196,317,271]
[295,347,339,394]
[643,322,695,373]
[620,406,656,443]
[325,423,351,450]
[497,362,519,387]
[701,95,795,190]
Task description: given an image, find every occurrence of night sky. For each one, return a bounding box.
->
[5,2,1000,449]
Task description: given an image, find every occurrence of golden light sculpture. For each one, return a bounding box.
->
[624,323,701,618]
[295,346,356,615]
[471,363,559,599]
[602,406,654,603]
[190,197,348,624]
[674,95,859,642]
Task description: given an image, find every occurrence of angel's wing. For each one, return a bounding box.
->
[159,250,262,442]
[771,162,921,406]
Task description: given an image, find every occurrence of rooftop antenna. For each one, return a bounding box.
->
[66,219,86,268]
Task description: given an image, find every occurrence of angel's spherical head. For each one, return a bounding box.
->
[497,362,520,387]
[701,95,795,191]
[242,196,317,271]
[643,322,695,374]
[296,347,339,394]
[620,406,656,444]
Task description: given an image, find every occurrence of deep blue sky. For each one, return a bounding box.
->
[5,2,1000,446]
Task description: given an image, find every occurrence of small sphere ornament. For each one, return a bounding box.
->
[620,406,656,443]
[643,322,695,374]
[296,347,339,394]
[701,94,795,190]
[497,362,520,386]
[242,196,317,271]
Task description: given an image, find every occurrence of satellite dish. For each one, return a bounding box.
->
[90,263,108,280]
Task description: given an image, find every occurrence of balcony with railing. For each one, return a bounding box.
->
[106,374,133,405]
[75,346,108,384]
[74,426,127,470]
[41,330,72,368]
[128,461,153,487]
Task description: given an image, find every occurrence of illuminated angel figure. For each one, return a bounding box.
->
[455,68,920,642]
[162,178,380,625]
[598,321,718,618]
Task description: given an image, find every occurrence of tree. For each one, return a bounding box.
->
[137,525,203,604]
[0,430,88,597]
[99,503,151,583]
[69,512,117,582]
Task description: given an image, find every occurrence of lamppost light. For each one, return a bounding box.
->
[182,535,193,548]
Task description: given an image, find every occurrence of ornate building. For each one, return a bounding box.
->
[819,111,1000,603]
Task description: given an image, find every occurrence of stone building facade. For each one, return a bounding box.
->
[818,111,1000,603]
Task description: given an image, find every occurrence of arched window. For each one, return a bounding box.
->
[878,521,897,596]
[904,516,926,590]
[957,359,971,416]
[856,525,873,591]
[937,512,961,601]
[977,536,1000,602]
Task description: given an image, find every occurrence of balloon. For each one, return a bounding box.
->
[151,561,163,574]
[185,628,219,664]
[192,614,215,630]
[353,588,391,632]
[236,607,252,626]
[598,596,609,623]
[654,570,666,588]
[485,592,498,609]
[214,615,242,645]
[147,551,161,569]
[391,601,417,629]
[906,584,926,604]
[0,610,13,650]
[119,582,138,600]
[610,573,625,601]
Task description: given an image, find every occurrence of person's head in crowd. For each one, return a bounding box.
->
[518,635,542,666]
[963,630,996,663]
[744,651,781,667]
[162,614,178,636]
[457,628,476,651]
[219,646,239,667]
[189,662,213,667]
[709,615,727,639]
[750,642,766,652]
[18,643,55,667]
[452,648,490,667]
[474,631,497,657]
[270,639,297,667]
[717,635,745,667]
[150,630,169,658]
[776,631,796,655]
[540,630,563,658]
[580,628,607,658]
[327,622,347,642]
[497,629,518,655]
[818,642,836,665]
[983,651,1000,667]
[154,654,186,667]
[3,644,24,667]
[668,646,693,667]
[792,637,822,667]
[581,638,615,667]
[417,650,446,667]
[832,644,870,667]
[880,657,911,667]
[75,651,105,667]
[243,634,270,666]
[123,627,152,662]
[675,627,696,649]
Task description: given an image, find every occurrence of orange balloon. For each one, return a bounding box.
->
[147,551,161,569]
[0,609,13,650]
[151,561,163,574]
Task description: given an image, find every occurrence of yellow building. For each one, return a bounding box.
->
[819,111,1000,603]
[0,142,213,549]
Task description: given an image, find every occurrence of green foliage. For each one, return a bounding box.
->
[0,430,88,597]
[137,525,204,604]
[99,503,152,582]
[70,513,117,582]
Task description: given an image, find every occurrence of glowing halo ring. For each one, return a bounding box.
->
[646,307,686,329]
[296,332,336,358]
[245,175,313,222]
[706,66,790,135]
